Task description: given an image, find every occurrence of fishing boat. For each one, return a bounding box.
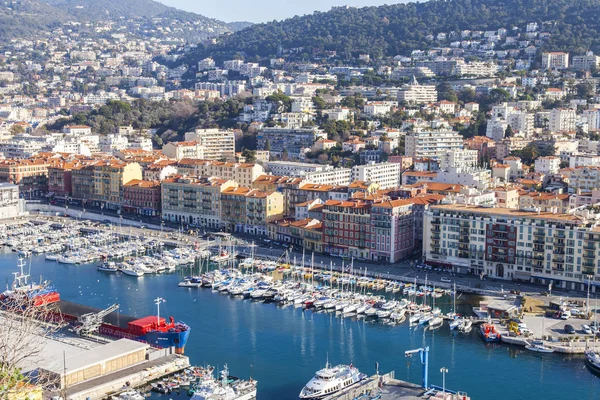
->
[299,360,366,399]
[525,341,554,353]
[459,319,473,332]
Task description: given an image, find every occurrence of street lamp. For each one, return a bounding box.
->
[586,275,592,316]
[440,367,448,395]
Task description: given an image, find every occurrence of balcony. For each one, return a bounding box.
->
[583,268,595,275]
[583,252,595,259]
[431,233,441,240]
[584,244,596,251]
[458,251,470,259]
[583,261,595,268]
[432,219,441,225]
[533,239,544,244]
[533,229,545,236]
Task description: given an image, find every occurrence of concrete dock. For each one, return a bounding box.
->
[66,353,189,400]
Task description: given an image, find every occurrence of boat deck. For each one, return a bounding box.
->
[53,300,136,329]
[322,372,425,400]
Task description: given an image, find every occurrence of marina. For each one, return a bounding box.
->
[1,219,600,399]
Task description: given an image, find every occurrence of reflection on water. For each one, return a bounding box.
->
[0,251,598,400]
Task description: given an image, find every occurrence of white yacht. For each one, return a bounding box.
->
[121,266,144,277]
[116,390,145,400]
[299,361,366,399]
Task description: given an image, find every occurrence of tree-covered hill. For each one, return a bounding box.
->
[0,0,249,41]
[187,0,600,61]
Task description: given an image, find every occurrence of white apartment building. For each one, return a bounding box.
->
[0,183,23,219]
[433,166,492,190]
[265,161,327,177]
[534,156,561,175]
[423,204,600,291]
[562,166,600,191]
[351,162,401,189]
[541,52,569,70]
[183,128,235,161]
[99,134,129,154]
[363,101,397,116]
[486,118,509,141]
[162,141,205,161]
[569,154,600,168]
[440,149,478,170]
[572,52,600,71]
[584,109,600,131]
[549,108,577,132]
[304,168,352,186]
[291,97,315,115]
[404,131,464,160]
[507,111,535,137]
[397,78,438,104]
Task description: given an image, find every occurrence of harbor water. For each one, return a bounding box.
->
[1,250,599,400]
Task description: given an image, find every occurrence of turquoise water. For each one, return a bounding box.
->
[1,250,599,400]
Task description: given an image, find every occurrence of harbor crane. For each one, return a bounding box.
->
[405,346,429,389]
[74,303,119,336]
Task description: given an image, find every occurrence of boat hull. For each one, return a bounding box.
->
[585,355,600,377]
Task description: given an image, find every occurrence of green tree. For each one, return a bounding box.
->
[505,125,514,138]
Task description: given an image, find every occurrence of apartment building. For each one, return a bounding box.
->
[569,155,600,168]
[183,128,235,161]
[122,180,161,216]
[48,162,74,196]
[322,200,372,259]
[351,162,401,190]
[177,159,264,187]
[161,176,238,228]
[423,204,600,291]
[541,52,569,70]
[518,193,570,213]
[265,161,326,177]
[304,168,352,186]
[257,127,327,159]
[71,163,96,202]
[0,159,49,195]
[0,183,23,219]
[549,108,577,132]
[534,156,561,175]
[220,187,284,236]
[370,200,415,262]
[561,166,600,191]
[572,52,600,71]
[397,78,438,104]
[91,161,142,209]
[161,141,205,161]
[404,131,463,160]
[440,149,478,170]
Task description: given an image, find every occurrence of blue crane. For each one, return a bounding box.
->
[404,346,430,389]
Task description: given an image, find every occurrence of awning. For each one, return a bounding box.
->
[531,275,567,282]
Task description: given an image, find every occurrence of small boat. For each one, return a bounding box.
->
[121,266,144,277]
[98,261,119,273]
[449,317,463,330]
[480,322,501,343]
[459,319,473,332]
[151,382,172,394]
[428,316,443,329]
[525,341,554,353]
[117,390,145,400]
[585,348,600,376]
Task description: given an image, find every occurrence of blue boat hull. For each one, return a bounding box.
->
[142,326,190,354]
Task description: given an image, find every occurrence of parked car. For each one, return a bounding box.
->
[560,311,571,320]
[564,324,576,334]
[441,277,452,283]
[582,325,593,335]
[570,309,582,317]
